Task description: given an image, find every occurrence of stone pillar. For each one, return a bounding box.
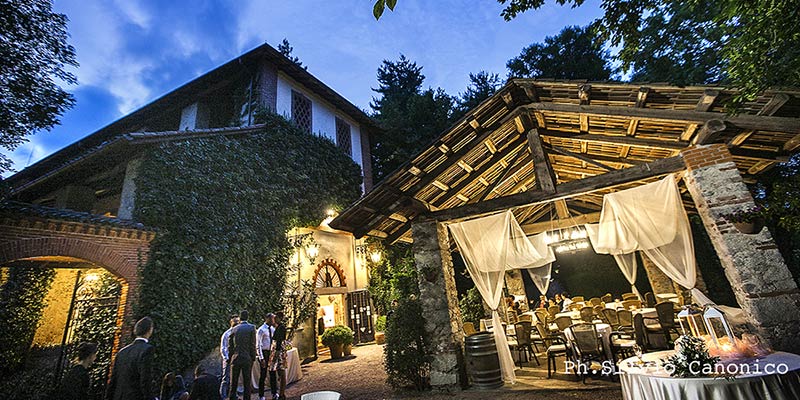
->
[411,218,465,389]
[682,144,800,353]
[118,158,141,220]
[640,252,676,295]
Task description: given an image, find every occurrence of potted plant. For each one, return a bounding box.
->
[321,325,354,359]
[723,205,766,234]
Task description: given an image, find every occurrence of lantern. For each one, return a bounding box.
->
[369,250,382,264]
[305,244,319,259]
[677,305,707,337]
[702,305,736,349]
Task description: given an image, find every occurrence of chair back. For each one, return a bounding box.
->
[568,303,583,311]
[568,323,602,357]
[554,315,572,331]
[621,299,642,310]
[579,306,594,322]
[463,322,477,336]
[602,308,619,327]
[534,321,550,339]
[621,293,638,301]
[514,321,532,346]
[572,296,585,303]
[645,292,657,308]
[632,313,648,348]
[589,297,602,306]
[593,305,607,323]
[547,305,560,316]
[617,309,633,328]
[518,314,533,323]
[301,391,341,400]
[480,318,493,331]
[655,302,676,329]
[601,293,613,303]
[534,310,550,325]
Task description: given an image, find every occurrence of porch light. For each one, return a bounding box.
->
[370,250,382,264]
[306,244,319,259]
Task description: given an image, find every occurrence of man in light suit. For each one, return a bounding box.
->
[219,315,239,399]
[105,317,156,400]
[227,310,257,400]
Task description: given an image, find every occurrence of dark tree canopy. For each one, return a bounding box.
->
[0,0,78,173]
[452,71,503,120]
[370,55,453,181]
[506,25,613,80]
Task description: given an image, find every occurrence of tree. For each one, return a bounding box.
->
[370,55,453,181]
[506,25,613,80]
[452,71,503,120]
[0,0,78,173]
[277,38,304,69]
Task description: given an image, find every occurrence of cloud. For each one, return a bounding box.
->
[112,0,152,30]
[1,139,53,177]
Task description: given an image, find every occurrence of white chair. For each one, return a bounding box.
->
[301,391,341,400]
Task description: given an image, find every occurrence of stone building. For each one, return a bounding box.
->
[0,43,376,379]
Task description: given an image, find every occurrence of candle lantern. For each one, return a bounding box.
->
[677,305,707,336]
[702,305,736,349]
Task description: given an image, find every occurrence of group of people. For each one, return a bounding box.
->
[532,292,573,311]
[57,309,290,400]
[220,310,288,400]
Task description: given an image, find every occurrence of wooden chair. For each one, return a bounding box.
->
[518,314,533,323]
[567,323,607,383]
[601,293,613,303]
[547,305,560,317]
[568,303,583,311]
[535,309,550,326]
[579,306,595,323]
[621,299,642,310]
[589,297,602,306]
[572,296,585,303]
[602,308,620,327]
[593,305,608,323]
[617,309,634,332]
[621,293,638,301]
[644,292,657,308]
[609,331,636,362]
[554,315,572,332]
[633,313,669,352]
[463,322,477,336]
[654,302,681,344]
[533,322,567,378]
[509,321,539,366]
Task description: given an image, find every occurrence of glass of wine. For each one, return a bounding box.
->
[633,344,643,364]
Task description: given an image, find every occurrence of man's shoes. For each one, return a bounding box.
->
[259,397,266,400]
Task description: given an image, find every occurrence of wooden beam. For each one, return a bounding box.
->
[635,87,650,108]
[544,143,613,171]
[691,119,727,145]
[759,93,790,116]
[747,160,776,175]
[477,147,529,202]
[696,89,720,112]
[520,212,602,235]
[785,134,800,151]
[540,130,687,151]
[527,129,557,193]
[430,155,686,222]
[627,119,640,137]
[525,102,800,134]
[681,124,698,142]
[578,84,592,105]
[554,199,570,219]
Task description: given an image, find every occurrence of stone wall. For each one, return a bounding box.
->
[411,219,465,389]
[682,144,800,353]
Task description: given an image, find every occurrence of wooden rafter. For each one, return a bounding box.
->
[692,120,727,145]
[520,212,601,235]
[696,89,719,112]
[544,142,613,171]
[554,199,570,219]
[729,94,791,147]
[527,128,557,193]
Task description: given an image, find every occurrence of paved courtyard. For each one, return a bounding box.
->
[284,344,622,400]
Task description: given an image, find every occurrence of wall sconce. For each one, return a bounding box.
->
[370,251,382,264]
[678,305,707,337]
[703,305,736,349]
[306,244,319,259]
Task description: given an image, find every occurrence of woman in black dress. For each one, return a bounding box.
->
[58,342,97,400]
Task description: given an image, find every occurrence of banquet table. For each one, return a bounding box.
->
[563,322,613,361]
[605,301,624,310]
[555,310,580,320]
[656,293,679,303]
[619,350,800,400]
[250,347,302,389]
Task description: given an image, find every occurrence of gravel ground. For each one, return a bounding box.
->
[282,344,622,400]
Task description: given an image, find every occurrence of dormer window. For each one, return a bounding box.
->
[292,90,312,133]
[335,117,352,156]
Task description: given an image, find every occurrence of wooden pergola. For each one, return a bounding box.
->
[331,80,798,243]
[329,80,800,388]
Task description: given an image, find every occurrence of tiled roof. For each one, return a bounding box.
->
[0,201,152,231]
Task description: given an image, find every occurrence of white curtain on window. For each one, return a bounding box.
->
[449,211,554,384]
[585,224,641,298]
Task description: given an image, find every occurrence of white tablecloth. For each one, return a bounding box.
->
[555,310,580,320]
[620,351,800,400]
[656,293,678,303]
[250,348,302,388]
[564,323,613,361]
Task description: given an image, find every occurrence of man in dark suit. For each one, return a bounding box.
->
[188,365,220,400]
[227,310,256,400]
[105,316,156,400]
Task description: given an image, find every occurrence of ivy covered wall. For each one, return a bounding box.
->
[133,113,362,374]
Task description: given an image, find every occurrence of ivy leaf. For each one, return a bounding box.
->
[373,0,385,19]
[386,0,397,11]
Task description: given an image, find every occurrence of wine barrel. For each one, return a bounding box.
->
[464,332,503,389]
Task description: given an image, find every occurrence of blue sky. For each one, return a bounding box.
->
[2,0,603,174]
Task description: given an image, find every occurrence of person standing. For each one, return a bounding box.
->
[316,304,325,336]
[105,316,156,400]
[58,342,97,400]
[227,310,256,400]
[189,365,220,400]
[268,312,288,400]
[219,315,239,400]
[256,313,277,400]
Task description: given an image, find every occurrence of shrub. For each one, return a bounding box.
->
[375,315,387,332]
[459,287,485,326]
[134,112,362,374]
[320,325,354,347]
[384,299,430,390]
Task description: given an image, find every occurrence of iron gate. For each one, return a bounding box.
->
[346,290,375,344]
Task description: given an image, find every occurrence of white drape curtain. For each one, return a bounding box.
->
[525,232,555,295]
[585,224,641,298]
[449,211,554,384]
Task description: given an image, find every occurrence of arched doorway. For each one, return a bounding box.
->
[314,258,347,338]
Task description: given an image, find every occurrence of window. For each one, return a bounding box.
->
[291,90,312,133]
[335,117,352,156]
